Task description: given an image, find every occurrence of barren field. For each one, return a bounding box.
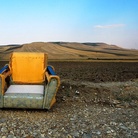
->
[50,62,138,106]
[0,42,138,61]
[0,61,138,137]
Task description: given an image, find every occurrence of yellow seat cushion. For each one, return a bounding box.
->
[10,52,47,83]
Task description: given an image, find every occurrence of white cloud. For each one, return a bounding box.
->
[94,24,125,29]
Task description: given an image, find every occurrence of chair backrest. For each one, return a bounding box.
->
[10,52,47,84]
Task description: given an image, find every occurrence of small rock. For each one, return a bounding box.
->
[0,118,7,123]
[2,136,7,138]
[119,125,128,130]
[123,102,129,108]
[82,132,92,138]
[96,131,101,135]
[66,134,72,138]
[110,129,114,133]
[40,134,45,137]
[62,96,66,101]
[128,122,136,129]
[112,100,120,104]
[10,131,14,135]
[106,130,111,134]
[129,102,137,107]
[62,86,65,89]
[72,131,79,137]
[134,130,138,134]
[48,129,52,135]
[110,121,117,126]
[75,90,80,95]
[21,130,25,135]
[7,135,15,138]
[1,127,8,133]
[33,132,38,136]
[70,118,75,121]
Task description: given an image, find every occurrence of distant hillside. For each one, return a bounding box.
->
[0,42,138,61]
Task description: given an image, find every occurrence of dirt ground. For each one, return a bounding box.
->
[1,61,138,83]
[1,61,138,107]
[48,62,138,107]
[0,61,138,137]
[50,62,138,82]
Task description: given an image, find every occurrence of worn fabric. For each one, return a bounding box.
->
[10,52,47,83]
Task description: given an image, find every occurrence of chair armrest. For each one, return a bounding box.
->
[44,66,60,109]
[0,74,6,95]
[0,64,11,95]
[0,75,4,107]
[47,66,56,75]
[46,65,60,86]
[0,65,9,74]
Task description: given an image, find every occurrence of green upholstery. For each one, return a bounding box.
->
[4,93,43,109]
[44,78,58,109]
[0,77,4,108]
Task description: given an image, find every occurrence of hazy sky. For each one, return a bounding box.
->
[0,0,138,49]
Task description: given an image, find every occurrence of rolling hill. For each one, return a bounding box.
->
[0,42,138,61]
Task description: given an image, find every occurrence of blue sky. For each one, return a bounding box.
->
[0,0,138,49]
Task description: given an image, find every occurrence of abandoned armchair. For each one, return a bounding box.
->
[0,52,60,109]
